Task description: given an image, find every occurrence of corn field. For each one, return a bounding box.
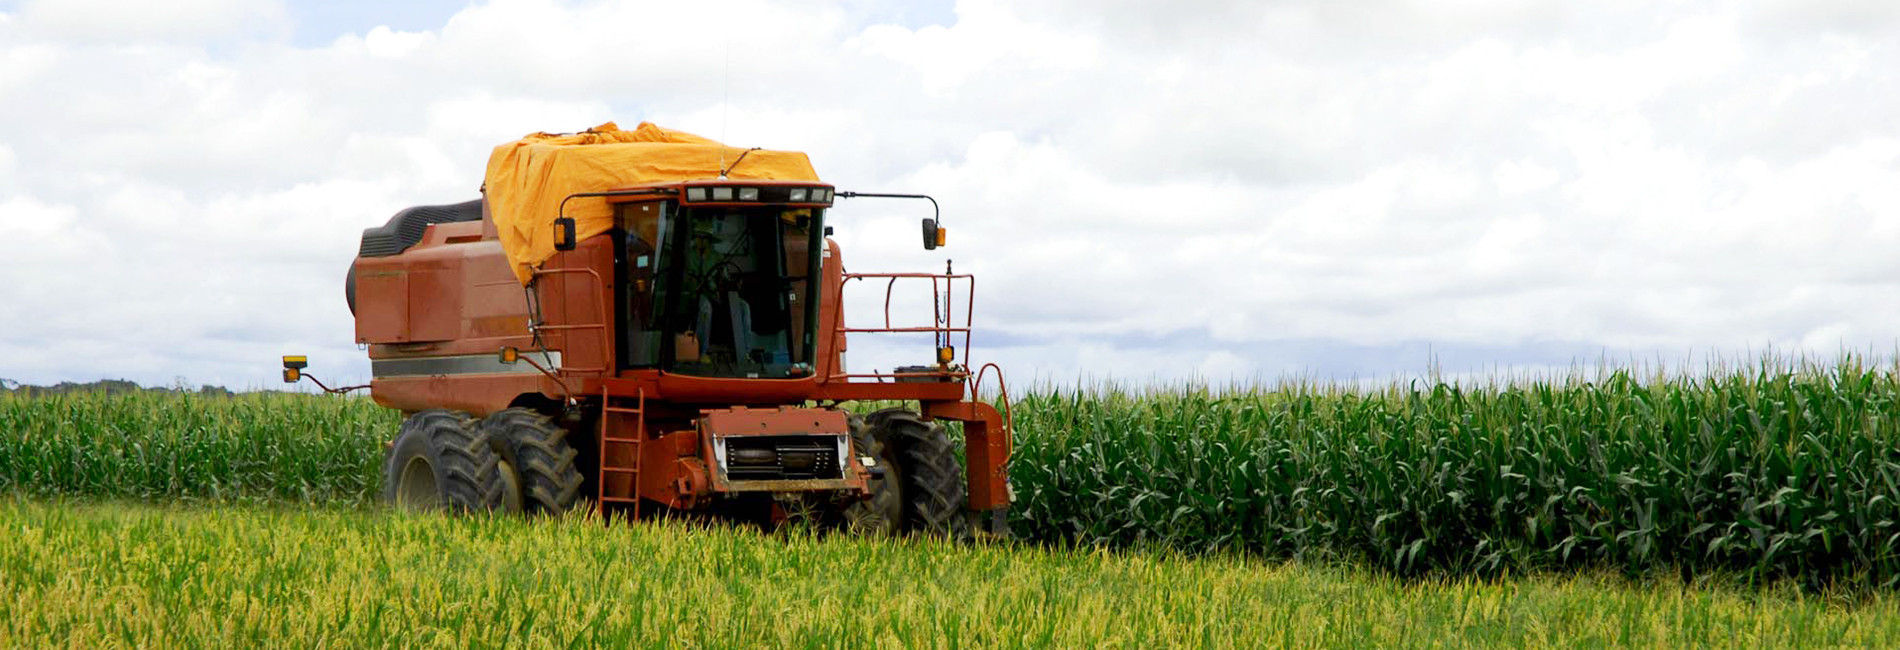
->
[1012,359,1900,589]
[0,392,392,503]
[4,357,1900,589]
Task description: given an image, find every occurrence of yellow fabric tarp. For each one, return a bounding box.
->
[484,121,821,283]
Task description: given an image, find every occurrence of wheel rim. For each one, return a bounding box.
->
[396,456,439,510]
[496,459,524,513]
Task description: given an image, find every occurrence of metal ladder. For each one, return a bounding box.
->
[596,385,645,518]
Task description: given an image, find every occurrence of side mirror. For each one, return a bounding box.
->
[553,216,577,251]
[921,218,942,250]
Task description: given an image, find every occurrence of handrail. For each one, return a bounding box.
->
[970,362,1013,439]
[836,270,977,382]
[528,266,612,378]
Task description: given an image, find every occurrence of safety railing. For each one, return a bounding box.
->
[528,267,611,377]
[835,267,976,384]
[971,362,1014,438]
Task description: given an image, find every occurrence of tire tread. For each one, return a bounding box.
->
[868,408,971,539]
[481,408,586,515]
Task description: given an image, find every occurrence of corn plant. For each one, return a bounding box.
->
[0,392,393,503]
[1009,357,1900,590]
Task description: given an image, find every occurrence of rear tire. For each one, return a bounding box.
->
[868,408,972,539]
[480,408,585,515]
[383,409,505,512]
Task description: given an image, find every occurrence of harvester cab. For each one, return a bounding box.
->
[310,122,1012,537]
[591,180,836,380]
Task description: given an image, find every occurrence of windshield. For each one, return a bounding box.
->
[620,202,822,379]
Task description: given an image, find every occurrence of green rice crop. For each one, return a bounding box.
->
[4,498,1898,648]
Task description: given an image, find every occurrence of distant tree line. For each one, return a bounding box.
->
[0,378,235,398]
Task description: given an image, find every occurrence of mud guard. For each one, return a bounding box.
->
[921,399,1012,535]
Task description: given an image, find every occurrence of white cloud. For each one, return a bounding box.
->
[0,0,1897,388]
[0,195,89,256]
[14,0,286,43]
[852,0,1096,94]
[359,26,434,59]
[1493,161,1559,194]
[0,144,14,190]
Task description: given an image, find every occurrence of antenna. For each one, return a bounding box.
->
[718,34,731,179]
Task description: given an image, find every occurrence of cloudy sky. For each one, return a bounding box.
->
[0,0,1896,390]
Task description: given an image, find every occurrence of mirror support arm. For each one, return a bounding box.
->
[835,191,944,250]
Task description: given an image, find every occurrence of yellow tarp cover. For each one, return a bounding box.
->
[484,121,821,283]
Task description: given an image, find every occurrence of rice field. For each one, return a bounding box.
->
[2,498,1896,648]
[4,356,1900,591]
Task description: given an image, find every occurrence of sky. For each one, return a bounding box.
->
[0,0,1896,390]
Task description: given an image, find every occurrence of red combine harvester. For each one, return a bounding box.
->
[296,123,1011,536]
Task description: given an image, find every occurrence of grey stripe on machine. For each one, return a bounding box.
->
[371,351,562,378]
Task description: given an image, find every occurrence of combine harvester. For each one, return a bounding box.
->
[290,123,1011,536]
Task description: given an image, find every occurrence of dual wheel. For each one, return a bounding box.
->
[384,406,971,538]
[383,408,584,514]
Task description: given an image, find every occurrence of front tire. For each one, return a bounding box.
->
[383,409,505,512]
[479,408,585,515]
[868,409,972,538]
